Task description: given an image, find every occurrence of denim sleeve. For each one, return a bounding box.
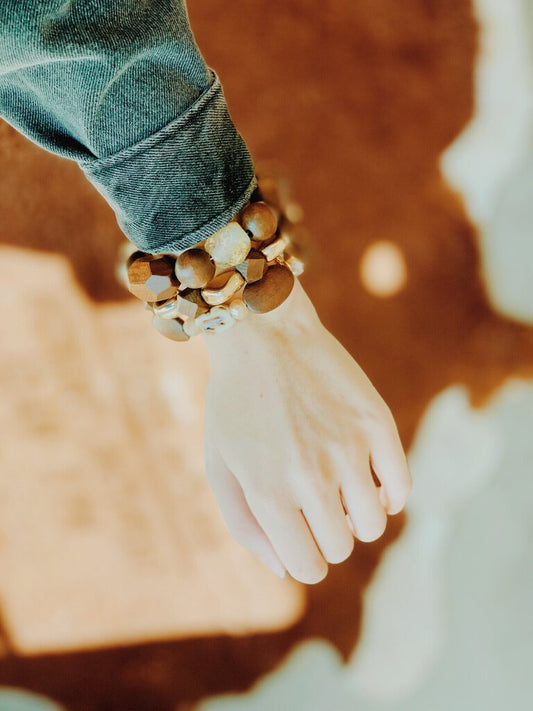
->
[0,1,257,253]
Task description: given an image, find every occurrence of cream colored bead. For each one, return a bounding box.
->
[285,255,305,276]
[153,297,181,320]
[228,298,249,320]
[152,315,190,341]
[201,271,245,306]
[196,306,236,334]
[183,318,202,337]
[260,233,290,261]
[204,222,251,268]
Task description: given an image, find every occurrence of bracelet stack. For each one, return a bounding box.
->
[115,173,306,341]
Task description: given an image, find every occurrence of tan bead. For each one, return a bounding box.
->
[201,271,245,306]
[152,315,190,342]
[241,201,278,240]
[153,297,181,320]
[260,233,291,261]
[243,264,295,314]
[127,255,178,302]
[174,249,215,289]
[205,268,237,288]
[175,289,209,319]
[196,305,236,334]
[228,298,249,320]
[183,318,202,337]
[235,248,267,283]
[204,222,251,268]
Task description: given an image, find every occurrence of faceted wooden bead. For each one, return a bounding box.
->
[260,233,291,261]
[235,248,267,283]
[152,315,190,342]
[175,289,209,319]
[204,222,251,268]
[196,305,236,334]
[153,297,181,320]
[127,255,178,302]
[201,271,245,306]
[241,201,278,240]
[174,249,215,289]
[243,263,295,314]
[228,298,249,320]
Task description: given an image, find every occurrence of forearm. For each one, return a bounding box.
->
[0,0,255,253]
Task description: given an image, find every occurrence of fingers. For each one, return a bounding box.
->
[243,488,328,585]
[294,478,355,564]
[367,408,412,514]
[204,439,286,578]
[339,452,388,542]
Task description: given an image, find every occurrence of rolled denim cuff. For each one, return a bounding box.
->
[77,69,257,254]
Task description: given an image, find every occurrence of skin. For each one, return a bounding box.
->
[201,277,412,584]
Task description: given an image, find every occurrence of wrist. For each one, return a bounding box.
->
[202,277,321,354]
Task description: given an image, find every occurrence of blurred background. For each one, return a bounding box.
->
[0,0,532,709]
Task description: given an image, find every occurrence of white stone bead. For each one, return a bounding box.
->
[260,233,290,261]
[204,222,251,268]
[228,298,249,320]
[196,306,236,334]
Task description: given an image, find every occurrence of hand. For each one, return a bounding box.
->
[202,277,412,584]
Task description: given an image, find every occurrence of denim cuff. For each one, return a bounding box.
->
[78,69,257,254]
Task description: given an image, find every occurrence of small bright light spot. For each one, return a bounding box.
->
[359,240,407,297]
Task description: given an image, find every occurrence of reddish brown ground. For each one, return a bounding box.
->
[1,1,532,709]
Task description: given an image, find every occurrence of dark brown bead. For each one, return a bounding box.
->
[127,255,179,302]
[242,264,295,314]
[235,249,267,283]
[241,201,278,240]
[175,249,215,289]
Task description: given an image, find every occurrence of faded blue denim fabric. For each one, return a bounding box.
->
[0,0,257,253]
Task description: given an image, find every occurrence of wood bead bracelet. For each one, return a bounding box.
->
[115,176,307,341]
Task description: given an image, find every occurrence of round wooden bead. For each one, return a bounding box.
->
[242,264,295,314]
[204,222,251,268]
[241,201,278,240]
[174,249,215,289]
[228,298,249,320]
[127,255,178,302]
[183,318,202,337]
[152,315,190,341]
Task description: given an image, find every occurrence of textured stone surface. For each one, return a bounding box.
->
[204,222,251,268]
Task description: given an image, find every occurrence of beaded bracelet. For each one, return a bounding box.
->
[115,172,307,341]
